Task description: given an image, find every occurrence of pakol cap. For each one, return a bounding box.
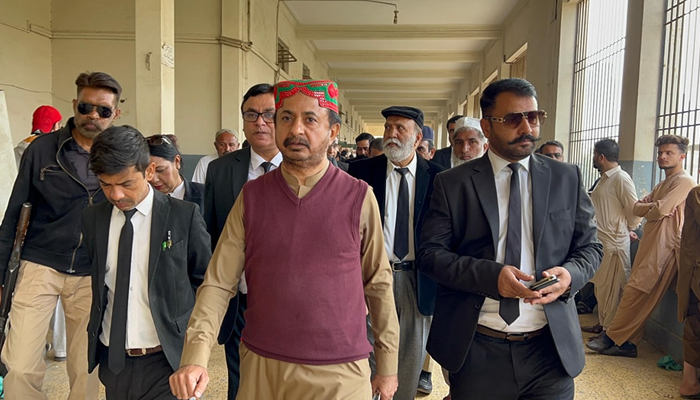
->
[274,80,339,114]
[381,106,424,129]
[32,105,62,134]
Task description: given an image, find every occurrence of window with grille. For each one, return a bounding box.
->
[302,64,312,80]
[656,0,700,183]
[277,40,296,74]
[568,0,629,189]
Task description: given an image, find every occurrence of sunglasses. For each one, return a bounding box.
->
[242,111,275,123]
[77,102,114,119]
[146,134,177,147]
[485,110,547,129]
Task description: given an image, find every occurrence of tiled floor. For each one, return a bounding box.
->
[39,312,684,399]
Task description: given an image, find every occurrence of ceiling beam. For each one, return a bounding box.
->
[351,99,446,107]
[348,92,451,100]
[316,50,481,63]
[354,106,444,112]
[340,82,459,92]
[332,68,469,79]
[297,25,502,40]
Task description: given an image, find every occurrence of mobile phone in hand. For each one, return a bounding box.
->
[530,275,559,291]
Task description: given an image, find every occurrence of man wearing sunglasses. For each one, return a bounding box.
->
[418,78,602,400]
[0,71,122,400]
[538,140,565,162]
[202,83,282,400]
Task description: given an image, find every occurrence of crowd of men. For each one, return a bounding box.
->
[0,71,699,400]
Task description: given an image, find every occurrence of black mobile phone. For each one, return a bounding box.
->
[530,275,559,291]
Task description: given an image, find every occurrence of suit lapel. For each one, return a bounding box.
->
[529,156,550,267]
[96,204,112,282]
[148,191,170,285]
[414,155,430,224]
[231,147,251,198]
[472,156,499,248]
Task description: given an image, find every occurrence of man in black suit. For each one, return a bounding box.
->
[348,106,445,400]
[418,78,602,400]
[203,83,282,400]
[83,126,211,400]
[431,114,462,169]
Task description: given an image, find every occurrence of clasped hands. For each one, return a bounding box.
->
[497,265,571,305]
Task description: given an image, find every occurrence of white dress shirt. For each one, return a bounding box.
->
[191,154,217,184]
[237,148,283,294]
[478,151,547,333]
[169,179,185,200]
[100,186,161,349]
[383,154,417,262]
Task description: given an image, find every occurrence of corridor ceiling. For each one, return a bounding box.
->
[284,0,522,130]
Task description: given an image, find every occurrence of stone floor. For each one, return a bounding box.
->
[39,312,684,399]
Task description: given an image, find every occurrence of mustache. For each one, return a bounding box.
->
[383,138,404,147]
[508,135,541,145]
[284,137,310,148]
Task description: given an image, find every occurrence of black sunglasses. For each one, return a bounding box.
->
[484,110,547,129]
[77,102,114,119]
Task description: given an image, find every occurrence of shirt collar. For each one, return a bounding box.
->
[604,165,621,178]
[386,152,418,178]
[280,159,330,188]
[170,179,186,200]
[487,150,530,175]
[250,148,282,170]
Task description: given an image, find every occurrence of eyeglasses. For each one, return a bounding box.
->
[146,134,177,147]
[543,152,563,159]
[484,110,547,129]
[77,102,114,119]
[242,111,275,123]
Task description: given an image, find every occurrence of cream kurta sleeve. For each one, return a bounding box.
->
[616,173,642,231]
[180,191,247,368]
[360,189,400,376]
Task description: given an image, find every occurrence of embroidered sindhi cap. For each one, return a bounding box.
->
[381,106,424,130]
[274,80,339,114]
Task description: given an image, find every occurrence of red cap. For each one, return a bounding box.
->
[31,105,62,134]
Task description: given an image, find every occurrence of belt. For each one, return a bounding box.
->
[476,325,546,342]
[392,261,414,271]
[126,345,163,357]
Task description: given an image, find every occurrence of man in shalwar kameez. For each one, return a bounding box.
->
[587,135,696,357]
[585,139,642,336]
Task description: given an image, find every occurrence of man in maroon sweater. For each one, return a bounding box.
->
[170,80,400,400]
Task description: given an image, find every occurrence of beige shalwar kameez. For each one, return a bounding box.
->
[590,166,642,329]
[607,169,696,346]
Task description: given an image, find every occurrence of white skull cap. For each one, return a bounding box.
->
[454,117,482,135]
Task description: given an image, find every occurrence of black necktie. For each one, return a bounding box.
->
[500,163,521,325]
[108,208,137,374]
[394,168,409,261]
[261,162,272,173]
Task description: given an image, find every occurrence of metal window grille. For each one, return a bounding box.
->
[568,0,629,190]
[655,0,700,184]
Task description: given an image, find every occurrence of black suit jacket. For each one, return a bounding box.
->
[432,147,452,169]
[417,153,602,377]
[83,190,212,372]
[204,147,251,248]
[348,153,445,315]
[183,178,204,216]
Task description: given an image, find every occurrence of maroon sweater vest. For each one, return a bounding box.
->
[241,166,372,365]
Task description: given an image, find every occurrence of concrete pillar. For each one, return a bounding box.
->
[617,0,666,195]
[0,90,18,219]
[221,0,247,137]
[135,0,175,136]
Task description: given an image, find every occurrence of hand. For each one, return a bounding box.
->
[525,267,572,305]
[371,374,398,400]
[639,194,652,204]
[629,231,639,242]
[169,364,209,400]
[497,265,539,300]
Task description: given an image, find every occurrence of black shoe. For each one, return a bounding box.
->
[599,341,638,358]
[586,333,614,352]
[581,323,603,334]
[417,370,432,394]
[577,302,593,314]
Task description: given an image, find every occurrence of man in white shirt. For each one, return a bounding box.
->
[83,125,211,400]
[202,83,282,400]
[191,129,239,184]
